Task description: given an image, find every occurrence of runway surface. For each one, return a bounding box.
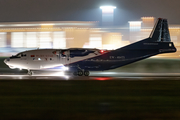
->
[1,72,180,80]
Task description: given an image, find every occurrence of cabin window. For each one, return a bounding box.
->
[21,54,26,57]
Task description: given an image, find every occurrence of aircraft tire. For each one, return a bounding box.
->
[77,70,83,76]
[84,70,90,76]
[28,70,33,76]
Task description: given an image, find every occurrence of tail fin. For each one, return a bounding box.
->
[149,18,171,42]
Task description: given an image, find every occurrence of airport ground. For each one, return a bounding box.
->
[0,57,180,119]
[0,79,180,120]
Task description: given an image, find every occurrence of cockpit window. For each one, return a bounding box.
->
[10,54,21,59]
[15,53,26,57]
[16,54,21,57]
[21,54,26,57]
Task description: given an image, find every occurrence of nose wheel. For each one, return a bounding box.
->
[27,70,33,76]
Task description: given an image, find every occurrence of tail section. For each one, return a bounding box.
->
[80,18,177,71]
[102,18,177,69]
[150,18,171,42]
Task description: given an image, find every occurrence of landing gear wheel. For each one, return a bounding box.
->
[84,70,90,76]
[28,70,33,76]
[77,70,83,76]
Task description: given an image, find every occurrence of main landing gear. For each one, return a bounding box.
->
[73,70,90,76]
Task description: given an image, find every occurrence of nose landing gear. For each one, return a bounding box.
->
[27,70,33,76]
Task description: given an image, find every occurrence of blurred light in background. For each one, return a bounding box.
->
[89,34,102,49]
[41,24,54,26]
[100,6,116,13]
[129,21,142,31]
[53,32,66,49]
[0,14,179,58]
[100,6,116,26]
[12,32,24,48]
[0,32,6,47]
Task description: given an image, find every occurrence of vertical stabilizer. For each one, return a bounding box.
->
[161,19,171,42]
[149,18,171,42]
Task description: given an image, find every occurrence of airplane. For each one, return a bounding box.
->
[4,18,177,76]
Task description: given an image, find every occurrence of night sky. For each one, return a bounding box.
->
[0,0,179,26]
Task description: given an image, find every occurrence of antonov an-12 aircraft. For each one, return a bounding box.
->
[4,18,177,76]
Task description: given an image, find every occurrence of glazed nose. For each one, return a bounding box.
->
[4,59,7,64]
[4,58,10,64]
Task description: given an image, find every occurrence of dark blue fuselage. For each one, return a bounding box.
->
[68,38,176,71]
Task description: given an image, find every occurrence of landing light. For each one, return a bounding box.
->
[62,67,69,71]
[65,67,69,71]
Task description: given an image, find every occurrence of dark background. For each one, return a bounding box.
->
[0,0,179,25]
